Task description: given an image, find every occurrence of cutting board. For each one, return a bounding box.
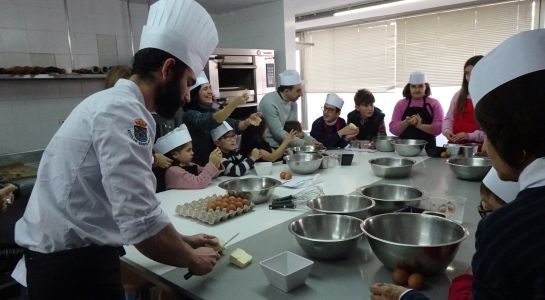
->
[0,162,37,181]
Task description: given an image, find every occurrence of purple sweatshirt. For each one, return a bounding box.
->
[442,91,485,142]
[389,97,444,137]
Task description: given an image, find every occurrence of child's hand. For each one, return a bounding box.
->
[246,112,262,126]
[283,130,298,143]
[250,148,261,161]
[209,148,223,167]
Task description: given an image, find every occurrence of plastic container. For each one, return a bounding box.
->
[260,251,314,292]
[254,162,273,176]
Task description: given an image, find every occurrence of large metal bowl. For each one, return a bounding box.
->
[443,143,479,157]
[218,177,281,204]
[284,153,323,175]
[392,139,427,157]
[375,136,397,152]
[289,214,364,260]
[287,145,326,155]
[369,157,416,178]
[306,195,375,220]
[360,183,428,214]
[361,213,469,275]
[447,157,492,181]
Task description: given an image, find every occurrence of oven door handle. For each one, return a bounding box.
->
[219,65,257,69]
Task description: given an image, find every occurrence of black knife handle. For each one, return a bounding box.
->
[269,203,296,210]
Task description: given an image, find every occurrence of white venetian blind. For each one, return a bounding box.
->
[301,0,534,92]
[396,0,534,87]
[302,21,396,92]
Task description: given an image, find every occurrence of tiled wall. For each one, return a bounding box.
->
[0,0,149,155]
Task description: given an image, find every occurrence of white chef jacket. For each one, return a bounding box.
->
[14,79,170,253]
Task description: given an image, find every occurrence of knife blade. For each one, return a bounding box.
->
[184,232,240,280]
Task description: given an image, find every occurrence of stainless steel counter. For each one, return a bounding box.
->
[123,153,481,299]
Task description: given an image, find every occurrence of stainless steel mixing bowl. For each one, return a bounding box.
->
[361,213,469,275]
[360,183,428,214]
[443,143,479,157]
[375,136,397,152]
[287,145,326,155]
[446,157,492,181]
[306,195,375,220]
[392,139,427,157]
[218,177,281,204]
[368,157,416,178]
[288,214,364,260]
[284,153,323,175]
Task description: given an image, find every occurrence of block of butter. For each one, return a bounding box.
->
[348,123,358,129]
[229,248,252,268]
[211,237,224,252]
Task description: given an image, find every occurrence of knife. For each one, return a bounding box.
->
[184,232,240,280]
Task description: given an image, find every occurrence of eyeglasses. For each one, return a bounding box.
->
[321,106,337,113]
[477,202,493,219]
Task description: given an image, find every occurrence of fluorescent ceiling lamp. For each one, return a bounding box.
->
[334,0,425,17]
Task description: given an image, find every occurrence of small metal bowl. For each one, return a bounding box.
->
[375,136,397,152]
[361,213,469,275]
[289,214,364,260]
[360,183,428,214]
[284,153,323,175]
[446,157,492,181]
[392,139,427,157]
[307,195,375,221]
[443,143,479,157]
[369,157,416,178]
[218,177,281,204]
[287,145,326,155]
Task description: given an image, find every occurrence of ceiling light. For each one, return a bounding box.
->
[334,0,425,17]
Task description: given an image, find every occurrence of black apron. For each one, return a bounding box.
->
[25,245,125,300]
[399,98,436,147]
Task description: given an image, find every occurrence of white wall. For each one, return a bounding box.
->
[0,0,149,155]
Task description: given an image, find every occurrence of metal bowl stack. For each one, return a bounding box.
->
[284,153,323,175]
[392,139,427,157]
[288,214,364,260]
[218,177,281,204]
[368,157,416,178]
[446,157,492,181]
[361,213,469,275]
[306,195,375,220]
[443,143,479,157]
[287,145,326,155]
[374,136,397,152]
[360,183,428,215]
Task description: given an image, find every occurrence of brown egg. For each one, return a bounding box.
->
[284,173,293,180]
[228,204,236,211]
[391,268,409,285]
[408,273,425,290]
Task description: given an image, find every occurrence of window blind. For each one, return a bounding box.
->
[301,0,534,92]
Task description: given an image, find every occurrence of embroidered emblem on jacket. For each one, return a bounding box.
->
[128,118,150,145]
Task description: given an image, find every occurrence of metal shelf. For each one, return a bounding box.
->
[0,74,106,80]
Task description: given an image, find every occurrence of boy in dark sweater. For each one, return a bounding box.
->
[211,121,260,176]
[346,88,386,141]
[310,93,358,149]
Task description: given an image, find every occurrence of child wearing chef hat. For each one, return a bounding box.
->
[478,168,519,218]
[154,125,224,189]
[310,93,359,148]
[211,122,261,176]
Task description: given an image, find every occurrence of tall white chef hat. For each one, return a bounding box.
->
[153,124,192,154]
[139,0,218,75]
[482,168,519,203]
[190,71,209,91]
[278,69,301,86]
[470,29,545,106]
[325,93,344,109]
[211,121,234,142]
[408,71,427,85]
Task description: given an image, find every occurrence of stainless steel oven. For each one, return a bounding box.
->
[206,48,276,107]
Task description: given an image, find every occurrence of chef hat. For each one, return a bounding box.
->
[190,71,209,91]
[139,0,218,75]
[482,168,519,203]
[408,71,427,85]
[278,69,301,86]
[325,93,344,109]
[470,29,545,106]
[153,124,192,154]
[211,121,234,142]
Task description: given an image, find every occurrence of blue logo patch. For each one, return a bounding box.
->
[128,118,150,146]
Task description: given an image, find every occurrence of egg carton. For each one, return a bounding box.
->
[175,194,255,225]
